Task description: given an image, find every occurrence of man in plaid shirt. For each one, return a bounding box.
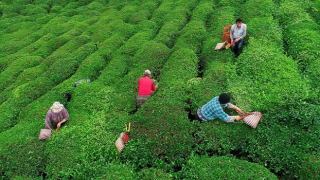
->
[195,93,243,123]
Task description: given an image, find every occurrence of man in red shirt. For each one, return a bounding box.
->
[137,70,157,109]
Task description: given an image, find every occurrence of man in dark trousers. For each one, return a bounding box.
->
[195,93,243,123]
[230,18,247,56]
[136,70,157,109]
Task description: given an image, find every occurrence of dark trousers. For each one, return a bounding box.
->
[230,39,243,56]
[195,113,205,123]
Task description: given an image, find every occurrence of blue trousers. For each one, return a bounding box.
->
[230,39,243,55]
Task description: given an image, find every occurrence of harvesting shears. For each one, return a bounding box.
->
[236,109,252,120]
[56,125,60,133]
[225,41,237,49]
[124,122,131,143]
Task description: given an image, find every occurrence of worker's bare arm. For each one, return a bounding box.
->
[57,119,67,128]
[229,104,243,113]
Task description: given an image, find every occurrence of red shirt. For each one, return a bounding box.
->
[138,77,156,96]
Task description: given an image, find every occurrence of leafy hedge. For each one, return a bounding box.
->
[1,0,319,179]
[109,40,171,113]
[154,0,199,48]
[0,35,91,105]
[180,155,277,179]
[187,1,319,179]
[0,13,95,59]
[231,39,308,112]
[119,2,214,170]
[0,42,120,179]
[0,6,144,176]
[150,0,176,27]
[312,0,320,23]
[123,48,199,171]
[241,0,275,20]
[0,22,42,57]
[0,56,43,91]
[276,1,320,105]
[0,43,96,133]
[86,19,136,44]
[277,1,320,70]
[191,3,236,112]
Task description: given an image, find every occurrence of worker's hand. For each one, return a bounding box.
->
[235,116,242,121]
[57,122,61,128]
[236,38,240,42]
[231,39,234,43]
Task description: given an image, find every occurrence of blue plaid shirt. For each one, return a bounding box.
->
[201,96,231,121]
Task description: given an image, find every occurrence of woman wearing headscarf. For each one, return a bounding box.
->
[136,70,157,109]
[45,102,69,129]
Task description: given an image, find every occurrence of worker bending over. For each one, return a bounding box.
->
[195,93,243,123]
[230,18,247,56]
[136,70,157,109]
[45,102,69,129]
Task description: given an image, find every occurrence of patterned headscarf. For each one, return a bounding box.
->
[144,69,151,75]
[50,102,64,113]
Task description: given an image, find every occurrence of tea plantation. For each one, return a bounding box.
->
[0,0,319,179]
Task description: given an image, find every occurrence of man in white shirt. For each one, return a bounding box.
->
[230,18,247,56]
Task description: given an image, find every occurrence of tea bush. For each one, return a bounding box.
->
[0,123,48,179]
[118,32,154,56]
[240,0,275,20]
[98,54,132,86]
[0,45,116,179]
[245,17,283,48]
[296,154,320,179]
[231,38,308,112]
[191,4,236,113]
[0,43,96,133]
[1,0,320,179]
[137,168,172,179]
[154,0,199,48]
[19,32,155,178]
[0,54,21,73]
[118,5,137,23]
[191,1,214,23]
[189,0,319,179]
[277,1,320,69]
[150,0,176,27]
[21,4,48,16]
[312,0,320,23]
[44,83,115,179]
[0,23,43,57]
[0,56,43,91]
[0,35,91,106]
[180,155,277,179]
[276,1,320,106]
[124,48,199,170]
[173,21,208,54]
[109,41,171,113]
[273,0,313,10]
[0,10,147,175]
[0,16,80,59]
[135,20,158,36]
[88,19,136,44]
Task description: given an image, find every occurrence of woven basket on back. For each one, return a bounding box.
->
[222,25,232,43]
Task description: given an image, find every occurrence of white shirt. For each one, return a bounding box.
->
[230,23,247,40]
